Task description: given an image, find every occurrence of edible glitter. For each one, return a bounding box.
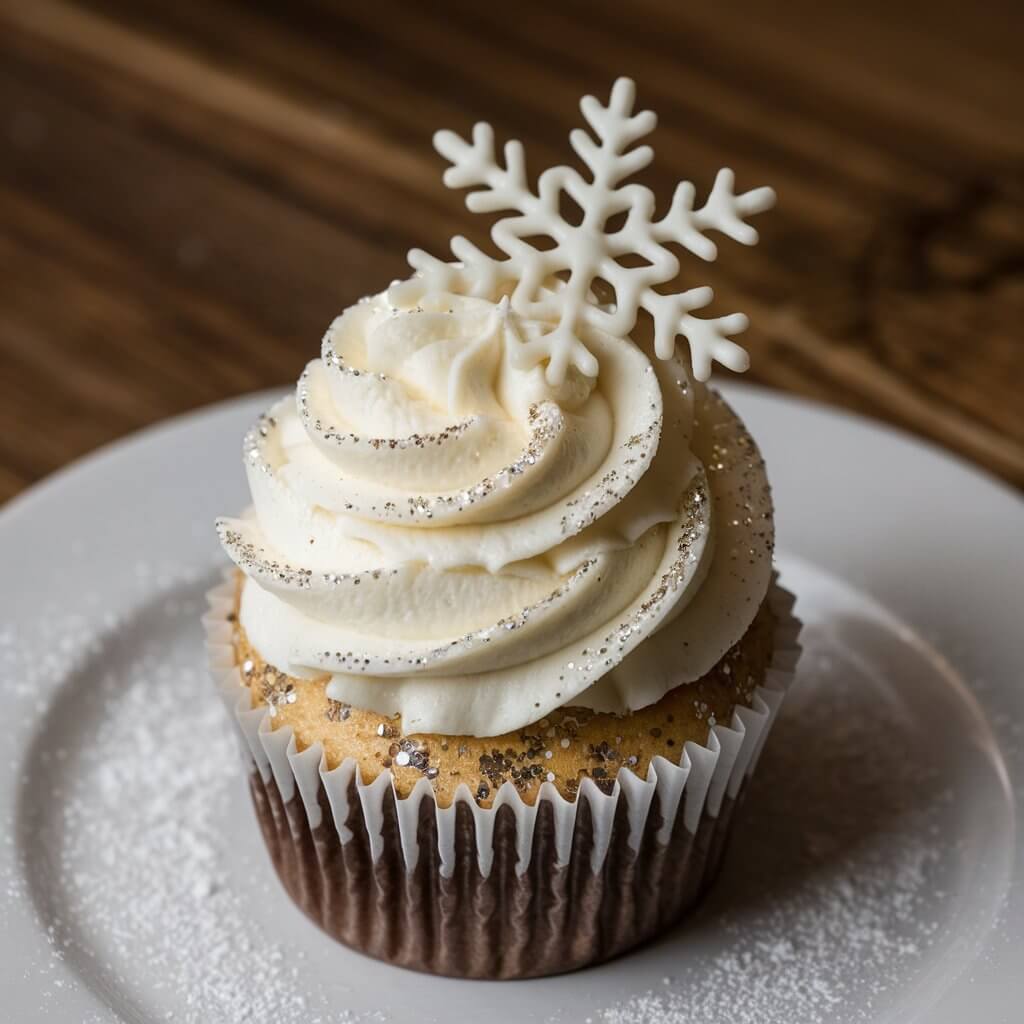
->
[324,698,351,723]
[259,668,297,717]
[299,365,475,455]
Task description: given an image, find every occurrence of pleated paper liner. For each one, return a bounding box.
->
[204,573,801,979]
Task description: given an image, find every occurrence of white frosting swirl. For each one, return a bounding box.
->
[218,289,774,736]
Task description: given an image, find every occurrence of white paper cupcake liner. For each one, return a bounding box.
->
[203,570,800,977]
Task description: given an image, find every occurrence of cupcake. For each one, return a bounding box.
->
[205,77,800,979]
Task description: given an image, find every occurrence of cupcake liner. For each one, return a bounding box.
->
[204,572,801,978]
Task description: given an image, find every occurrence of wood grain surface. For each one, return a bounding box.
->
[1,0,1022,502]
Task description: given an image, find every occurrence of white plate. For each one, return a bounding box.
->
[1,385,1021,1024]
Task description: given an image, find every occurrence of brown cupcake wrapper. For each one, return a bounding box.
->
[203,573,801,978]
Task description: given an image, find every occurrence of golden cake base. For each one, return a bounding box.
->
[228,573,777,808]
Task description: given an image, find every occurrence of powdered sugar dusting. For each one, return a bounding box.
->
[592,838,941,1024]
[4,566,387,1024]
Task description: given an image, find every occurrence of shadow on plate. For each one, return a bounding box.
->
[648,606,1012,945]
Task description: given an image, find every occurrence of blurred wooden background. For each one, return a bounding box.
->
[1,0,1022,502]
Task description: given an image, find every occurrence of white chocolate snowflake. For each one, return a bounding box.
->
[389,77,775,385]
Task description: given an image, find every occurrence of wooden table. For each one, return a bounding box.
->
[2,0,1022,502]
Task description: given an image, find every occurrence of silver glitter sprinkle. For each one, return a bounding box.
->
[285,557,599,676]
[322,342,389,382]
[300,367,476,454]
[260,668,297,717]
[219,524,401,594]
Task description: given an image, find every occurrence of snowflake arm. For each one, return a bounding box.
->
[653,168,776,261]
[389,77,776,384]
[644,286,750,379]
